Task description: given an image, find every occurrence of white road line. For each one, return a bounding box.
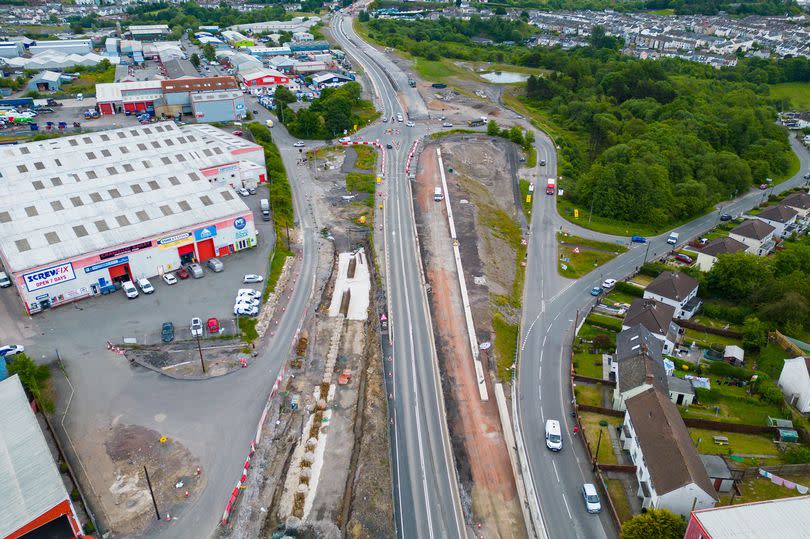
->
[553,461,560,482]
[553,310,562,322]
[540,404,544,420]
[562,493,573,520]
[542,335,548,346]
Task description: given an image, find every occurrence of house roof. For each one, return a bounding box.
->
[724,345,744,361]
[616,324,663,362]
[668,376,695,396]
[625,388,717,499]
[163,58,199,79]
[689,495,810,537]
[617,350,668,395]
[624,298,676,336]
[0,375,71,537]
[731,219,775,240]
[781,192,810,211]
[757,204,798,223]
[700,236,747,258]
[646,271,699,302]
[699,454,732,480]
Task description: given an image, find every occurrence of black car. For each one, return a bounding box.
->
[719,213,732,221]
[161,322,174,343]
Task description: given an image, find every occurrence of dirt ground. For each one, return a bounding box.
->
[102,423,204,536]
[413,139,526,539]
[125,341,245,379]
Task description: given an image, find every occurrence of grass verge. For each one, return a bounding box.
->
[352,145,377,171]
[238,318,259,343]
[519,179,532,222]
[430,128,479,139]
[605,479,635,523]
[493,312,518,382]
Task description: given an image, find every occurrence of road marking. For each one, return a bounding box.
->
[553,311,562,322]
[540,404,544,420]
[553,461,560,482]
[538,387,542,403]
[543,335,548,346]
[562,493,573,520]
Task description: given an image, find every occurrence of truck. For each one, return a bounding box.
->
[468,116,487,127]
[667,232,680,245]
[434,187,444,201]
[546,178,556,195]
[0,97,34,108]
[260,199,271,221]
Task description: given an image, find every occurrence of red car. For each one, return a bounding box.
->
[207,317,219,333]
[176,267,190,279]
[232,130,243,137]
[759,184,769,190]
[674,253,693,264]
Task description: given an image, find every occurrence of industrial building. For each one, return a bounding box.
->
[0,122,266,314]
[27,70,62,92]
[238,67,289,90]
[0,375,84,539]
[127,24,170,41]
[28,39,92,56]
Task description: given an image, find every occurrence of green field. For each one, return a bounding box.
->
[769,82,810,110]
[720,473,810,506]
[689,428,781,461]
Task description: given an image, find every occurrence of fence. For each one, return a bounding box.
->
[573,374,616,387]
[577,404,624,417]
[677,319,742,339]
[598,463,636,473]
[769,330,804,357]
[735,462,810,479]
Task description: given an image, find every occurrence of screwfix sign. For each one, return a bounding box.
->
[23,262,76,292]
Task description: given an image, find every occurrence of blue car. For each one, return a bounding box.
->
[631,235,647,243]
[590,286,603,296]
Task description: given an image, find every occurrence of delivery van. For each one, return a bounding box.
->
[545,419,562,451]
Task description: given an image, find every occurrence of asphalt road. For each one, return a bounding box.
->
[517,134,810,538]
[330,14,467,539]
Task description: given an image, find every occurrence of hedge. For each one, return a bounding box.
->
[585,313,623,332]
[614,281,644,298]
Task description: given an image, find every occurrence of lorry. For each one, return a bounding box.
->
[434,187,444,201]
[546,178,556,195]
[667,232,680,245]
[260,199,271,221]
[468,116,487,127]
[0,97,34,108]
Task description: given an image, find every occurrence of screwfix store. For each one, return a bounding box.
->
[0,122,265,314]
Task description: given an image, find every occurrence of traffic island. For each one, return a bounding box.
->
[124,341,251,380]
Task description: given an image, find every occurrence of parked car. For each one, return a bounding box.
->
[232,130,243,136]
[187,263,204,278]
[237,187,250,197]
[601,278,616,289]
[243,274,264,283]
[0,344,24,358]
[293,141,305,147]
[207,258,224,273]
[234,304,259,316]
[630,235,647,244]
[338,136,351,143]
[719,213,733,222]
[590,286,603,296]
[161,322,174,343]
[581,484,602,513]
[406,121,415,127]
[122,280,139,299]
[0,271,10,288]
[247,186,257,195]
[190,317,203,337]
[207,317,220,333]
[162,273,178,285]
[137,277,154,294]
[674,253,693,264]
[759,183,769,190]
[442,122,453,127]
[237,288,261,299]
[176,267,190,280]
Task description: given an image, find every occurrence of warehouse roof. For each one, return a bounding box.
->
[95,80,163,102]
[162,76,238,93]
[191,90,244,102]
[0,122,263,273]
[689,496,810,537]
[0,375,71,538]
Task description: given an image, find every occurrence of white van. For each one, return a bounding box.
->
[667,231,680,245]
[545,419,562,451]
[0,271,10,288]
[434,187,444,201]
[122,280,139,299]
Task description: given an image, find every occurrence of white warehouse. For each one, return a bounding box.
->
[0,122,268,314]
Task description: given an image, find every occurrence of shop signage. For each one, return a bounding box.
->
[157,232,193,249]
[235,230,249,239]
[84,257,129,274]
[35,293,49,300]
[99,240,152,260]
[234,217,247,230]
[194,226,217,241]
[23,262,76,292]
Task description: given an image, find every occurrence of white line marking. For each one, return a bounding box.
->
[562,493,573,520]
[543,335,548,347]
[553,461,560,482]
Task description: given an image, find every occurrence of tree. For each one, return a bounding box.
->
[621,509,686,539]
[707,253,773,301]
[190,52,201,68]
[487,120,499,136]
[742,316,767,351]
[201,43,216,62]
[7,354,54,413]
[358,10,370,22]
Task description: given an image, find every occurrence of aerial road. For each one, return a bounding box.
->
[330,13,467,539]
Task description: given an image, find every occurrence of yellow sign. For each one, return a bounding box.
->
[353,124,358,131]
[574,209,579,218]
[376,176,382,183]
[358,215,366,224]
[526,194,532,203]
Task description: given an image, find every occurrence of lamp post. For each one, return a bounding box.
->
[195,332,206,374]
[643,240,652,263]
[593,428,604,472]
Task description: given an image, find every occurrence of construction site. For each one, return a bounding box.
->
[219,145,393,539]
[412,133,532,539]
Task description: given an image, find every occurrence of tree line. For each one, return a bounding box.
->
[274,81,368,139]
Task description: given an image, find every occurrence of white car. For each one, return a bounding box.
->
[190,317,203,337]
[0,345,24,358]
[243,274,264,283]
[234,297,260,308]
[442,122,453,127]
[237,187,250,197]
[237,288,261,299]
[122,280,139,299]
[601,278,616,289]
[234,304,259,316]
[137,277,154,294]
[162,273,178,285]
[293,141,305,147]
[582,483,602,514]
[339,136,351,143]
[406,121,415,127]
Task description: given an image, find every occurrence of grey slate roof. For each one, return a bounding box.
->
[731,219,775,240]
[646,271,699,302]
[757,204,798,224]
[617,350,668,395]
[616,324,663,362]
[624,298,676,336]
[781,192,810,211]
[700,236,747,258]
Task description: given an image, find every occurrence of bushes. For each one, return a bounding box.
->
[585,313,623,332]
[246,122,293,233]
[706,361,754,380]
[639,261,667,277]
[784,446,810,464]
[700,301,752,325]
[614,281,644,298]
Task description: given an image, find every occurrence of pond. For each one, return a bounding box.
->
[479,71,530,84]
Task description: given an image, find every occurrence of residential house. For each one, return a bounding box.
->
[754,204,798,238]
[777,357,810,413]
[622,298,679,354]
[699,455,734,494]
[685,496,810,539]
[613,323,664,376]
[620,388,718,516]
[781,192,810,219]
[696,236,747,272]
[612,348,668,410]
[728,219,776,256]
[643,271,701,320]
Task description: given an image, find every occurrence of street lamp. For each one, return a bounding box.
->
[195,333,206,374]
[593,428,604,472]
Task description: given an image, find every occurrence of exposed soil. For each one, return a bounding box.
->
[413,141,526,538]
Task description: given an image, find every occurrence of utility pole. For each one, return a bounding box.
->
[589,194,595,224]
[593,429,603,472]
[643,240,651,263]
[144,466,160,521]
[195,333,206,374]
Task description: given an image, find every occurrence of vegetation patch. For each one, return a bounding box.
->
[605,479,634,523]
[518,179,532,222]
[352,145,377,171]
[720,473,810,506]
[769,82,810,110]
[574,383,603,407]
[493,312,518,382]
[579,412,621,465]
[688,428,781,462]
[238,318,259,343]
